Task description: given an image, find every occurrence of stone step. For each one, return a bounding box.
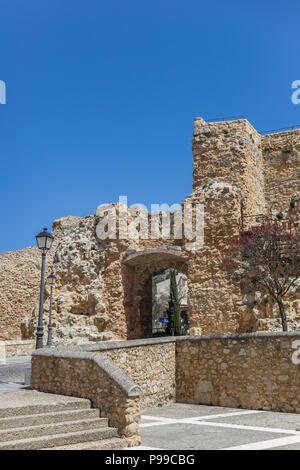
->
[0,427,119,450]
[0,408,100,429]
[44,437,129,450]
[0,418,109,442]
[0,393,91,418]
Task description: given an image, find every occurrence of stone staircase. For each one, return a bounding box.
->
[0,393,127,450]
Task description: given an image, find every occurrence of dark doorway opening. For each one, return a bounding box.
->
[151,269,189,337]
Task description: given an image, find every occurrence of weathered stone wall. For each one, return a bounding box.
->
[192,121,300,221]
[262,130,300,214]
[192,118,266,218]
[47,198,253,341]
[0,247,41,341]
[184,182,250,335]
[176,332,300,413]
[260,130,300,329]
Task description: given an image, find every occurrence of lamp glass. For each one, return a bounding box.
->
[47,273,56,286]
[36,228,54,251]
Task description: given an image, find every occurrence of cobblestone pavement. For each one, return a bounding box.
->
[128,404,300,450]
[0,356,31,395]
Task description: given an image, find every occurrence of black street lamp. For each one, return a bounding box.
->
[46,272,56,347]
[35,228,54,349]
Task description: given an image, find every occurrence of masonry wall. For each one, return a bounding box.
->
[176,333,300,413]
[0,247,41,341]
[99,340,176,408]
[184,181,249,335]
[262,130,300,214]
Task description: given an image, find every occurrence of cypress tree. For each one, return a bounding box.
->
[167,269,182,336]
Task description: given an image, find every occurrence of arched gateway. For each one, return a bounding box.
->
[122,247,189,339]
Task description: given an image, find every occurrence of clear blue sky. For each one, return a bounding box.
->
[0,0,299,252]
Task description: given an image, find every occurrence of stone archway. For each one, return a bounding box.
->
[122,247,188,339]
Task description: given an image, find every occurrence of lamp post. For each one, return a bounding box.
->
[46,272,56,347]
[35,228,54,349]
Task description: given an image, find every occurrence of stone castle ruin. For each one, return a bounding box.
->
[1,117,299,346]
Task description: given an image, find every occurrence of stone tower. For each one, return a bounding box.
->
[192,117,266,221]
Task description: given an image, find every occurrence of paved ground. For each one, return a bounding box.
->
[129,403,300,450]
[0,356,31,394]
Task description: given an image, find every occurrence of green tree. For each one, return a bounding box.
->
[167,269,182,336]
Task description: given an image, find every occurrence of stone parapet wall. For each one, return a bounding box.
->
[31,338,177,443]
[89,338,176,408]
[31,346,143,447]
[33,338,177,409]
[176,332,300,413]
[31,333,300,441]
[0,340,35,357]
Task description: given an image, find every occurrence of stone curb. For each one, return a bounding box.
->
[175,331,300,342]
[33,331,300,355]
[32,336,179,356]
